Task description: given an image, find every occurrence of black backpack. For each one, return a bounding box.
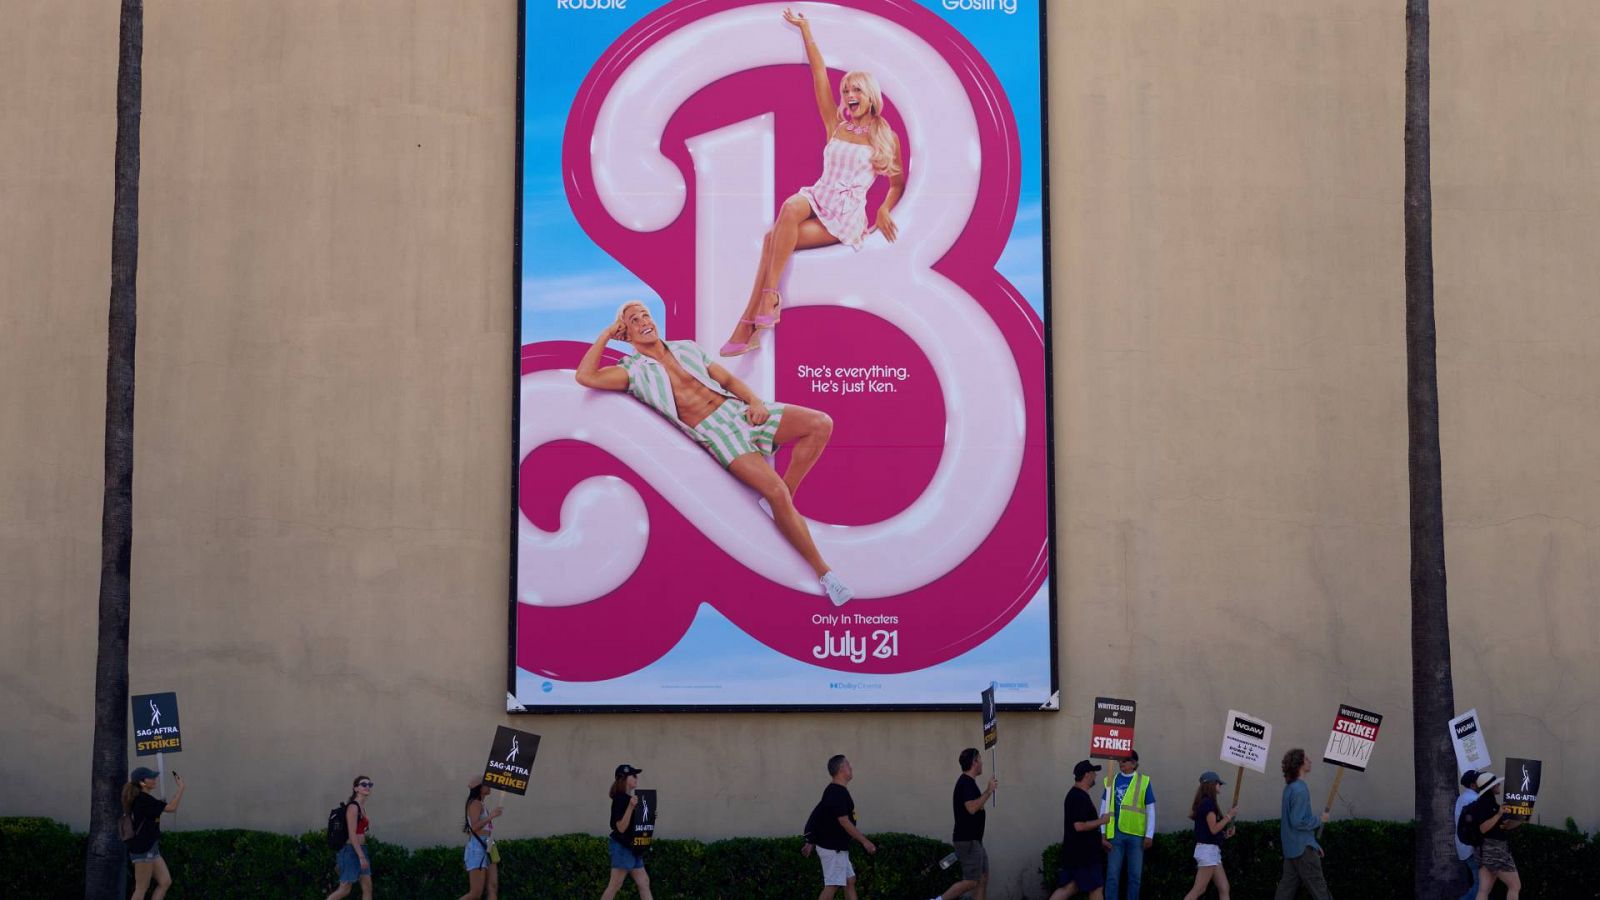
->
[1456,800,1485,848]
[326,802,351,849]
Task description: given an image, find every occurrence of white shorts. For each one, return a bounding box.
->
[818,847,855,886]
[1194,843,1222,867]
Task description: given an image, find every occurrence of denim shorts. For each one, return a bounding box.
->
[336,843,370,883]
[128,840,161,863]
[608,837,644,870]
[465,837,492,871]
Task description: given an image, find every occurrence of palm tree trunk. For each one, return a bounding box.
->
[1404,2,1461,898]
[85,1,143,896]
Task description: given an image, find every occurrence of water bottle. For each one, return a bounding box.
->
[938,851,959,870]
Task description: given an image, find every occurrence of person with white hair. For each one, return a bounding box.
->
[576,301,853,605]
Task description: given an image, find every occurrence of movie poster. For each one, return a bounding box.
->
[513,0,1053,709]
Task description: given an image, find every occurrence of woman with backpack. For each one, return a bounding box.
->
[600,764,653,900]
[1458,771,1523,900]
[122,766,185,900]
[460,776,504,900]
[1181,770,1238,900]
[326,775,375,900]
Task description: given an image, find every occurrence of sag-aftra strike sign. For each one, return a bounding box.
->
[481,726,540,795]
[131,692,182,756]
[1090,697,1137,760]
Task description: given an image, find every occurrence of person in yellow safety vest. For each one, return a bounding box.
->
[1099,751,1156,900]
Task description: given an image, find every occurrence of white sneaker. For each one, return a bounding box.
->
[820,571,853,607]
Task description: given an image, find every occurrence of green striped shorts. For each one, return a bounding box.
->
[691,400,786,468]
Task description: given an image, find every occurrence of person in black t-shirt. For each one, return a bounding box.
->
[600,764,654,900]
[1048,760,1110,900]
[122,765,186,900]
[932,747,998,900]
[801,754,876,900]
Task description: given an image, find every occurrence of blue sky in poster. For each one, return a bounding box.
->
[520,0,1045,342]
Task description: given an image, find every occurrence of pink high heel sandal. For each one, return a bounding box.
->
[752,288,782,330]
[718,320,764,357]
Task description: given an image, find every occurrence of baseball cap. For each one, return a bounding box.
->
[1459,769,1479,789]
[130,767,159,783]
[1199,770,1226,785]
[1125,750,1140,763]
[1473,772,1501,791]
[615,764,643,778]
[1073,760,1103,779]
[468,774,485,788]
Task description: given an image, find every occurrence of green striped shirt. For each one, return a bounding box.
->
[618,341,735,442]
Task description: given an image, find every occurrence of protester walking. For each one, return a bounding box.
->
[123,766,185,900]
[1048,760,1110,900]
[1459,771,1522,900]
[600,764,653,900]
[1099,751,1155,900]
[931,747,998,900]
[326,775,374,900]
[1181,771,1237,900]
[460,776,504,900]
[1452,770,1481,900]
[801,754,876,900]
[1272,749,1331,900]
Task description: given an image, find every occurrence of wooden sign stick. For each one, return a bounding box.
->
[1323,768,1345,815]
[989,747,997,809]
[1230,766,1244,809]
[1317,768,1346,838]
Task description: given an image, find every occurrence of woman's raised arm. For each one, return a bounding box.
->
[784,9,835,136]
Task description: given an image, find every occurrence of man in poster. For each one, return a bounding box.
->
[576,301,854,606]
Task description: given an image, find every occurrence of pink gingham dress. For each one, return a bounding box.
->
[798,135,876,250]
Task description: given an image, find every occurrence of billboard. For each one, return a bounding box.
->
[512,0,1054,709]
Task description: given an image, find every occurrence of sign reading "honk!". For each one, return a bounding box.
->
[481,726,540,795]
[1322,704,1383,772]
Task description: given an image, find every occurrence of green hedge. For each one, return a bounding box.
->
[1042,819,1600,899]
[13,815,1598,898]
[1,818,956,899]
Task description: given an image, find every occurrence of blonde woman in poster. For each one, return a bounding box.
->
[718,7,905,357]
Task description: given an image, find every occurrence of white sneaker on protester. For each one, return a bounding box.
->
[820,571,853,607]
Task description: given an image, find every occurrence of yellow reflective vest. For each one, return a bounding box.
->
[1103,772,1151,838]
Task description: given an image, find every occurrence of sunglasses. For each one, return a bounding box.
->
[357,781,375,788]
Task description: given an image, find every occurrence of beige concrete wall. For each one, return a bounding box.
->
[3,2,1598,896]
